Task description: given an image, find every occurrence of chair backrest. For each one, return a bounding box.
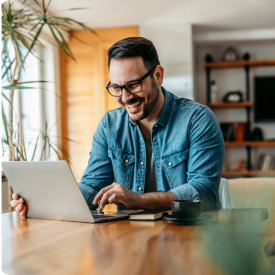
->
[229,177,275,223]
[219,178,235,209]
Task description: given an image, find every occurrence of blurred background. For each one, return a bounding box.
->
[2,0,275,186]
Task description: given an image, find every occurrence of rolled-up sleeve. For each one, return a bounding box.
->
[169,183,200,201]
[169,106,224,210]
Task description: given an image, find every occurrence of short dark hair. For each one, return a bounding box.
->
[107,37,160,70]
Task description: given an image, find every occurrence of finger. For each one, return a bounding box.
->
[15,203,24,214]
[12,193,18,200]
[98,190,113,211]
[108,193,118,204]
[20,205,27,218]
[97,200,105,213]
[93,185,114,204]
[10,198,24,208]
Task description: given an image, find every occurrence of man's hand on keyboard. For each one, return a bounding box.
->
[93,183,141,213]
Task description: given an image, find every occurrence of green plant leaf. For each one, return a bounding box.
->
[55,143,71,163]
[24,24,44,59]
[52,26,74,58]
[29,19,42,33]
[49,144,61,160]
[55,7,92,12]
[1,102,9,141]
[3,80,50,90]
[2,92,13,107]
[45,0,52,12]
[48,24,75,60]
[50,16,97,35]
[12,141,27,161]
[10,28,24,67]
[60,28,93,48]
[2,59,15,80]
[3,85,36,90]
[42,0,46,13]
[31,134,40,161]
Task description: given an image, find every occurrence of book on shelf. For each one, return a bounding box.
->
[220,122,247,142]
[220,123,235,141]
[128,209,172,221]
[258,154,275,171]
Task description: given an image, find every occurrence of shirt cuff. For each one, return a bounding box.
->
[78,183,98,210]
[169,184,200,201]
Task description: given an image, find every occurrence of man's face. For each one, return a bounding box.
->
[109,57,160,122]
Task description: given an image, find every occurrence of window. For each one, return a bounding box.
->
[2,42,58,161]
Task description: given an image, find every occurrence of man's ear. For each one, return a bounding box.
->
[154,65,164,86]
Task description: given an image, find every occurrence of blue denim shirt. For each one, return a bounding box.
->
[79,87,224,210]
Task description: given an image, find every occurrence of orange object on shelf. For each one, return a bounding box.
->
[234,122,247,141]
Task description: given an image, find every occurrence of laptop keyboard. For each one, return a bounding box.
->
[92,213,116,220]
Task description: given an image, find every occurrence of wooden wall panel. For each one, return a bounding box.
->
[60,27,138,181]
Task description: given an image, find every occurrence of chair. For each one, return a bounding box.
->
[229,177,275,231]
[229,177,275,213]
[219,178,235,209]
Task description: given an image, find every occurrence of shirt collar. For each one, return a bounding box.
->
[129,86,172,127]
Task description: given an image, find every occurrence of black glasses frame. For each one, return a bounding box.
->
[106,66,157,97]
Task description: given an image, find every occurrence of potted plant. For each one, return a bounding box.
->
[2,0,96,212]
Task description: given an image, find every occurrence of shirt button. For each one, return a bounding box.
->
[153,139,157,143]
[169,162,172,166]
[140,137,143,140]
[154,125,158,128]
[125,159,129,163]
[141,162,144,165]
[139,187,142,191]
[157,165,160,169]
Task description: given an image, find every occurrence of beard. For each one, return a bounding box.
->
[119,78,160,122]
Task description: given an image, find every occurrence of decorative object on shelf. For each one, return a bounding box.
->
[222,91,243,102]
[210,80,218,103]
[222,46,239,61]
[234,122,247,141]
[250,128,263,141]
[242,52,251,61]
[230,159,247,171]
[205,54,213,63]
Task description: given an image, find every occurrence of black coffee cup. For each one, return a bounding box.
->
[171,200,202,219]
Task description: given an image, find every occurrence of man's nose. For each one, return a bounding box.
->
[121,88,134,103]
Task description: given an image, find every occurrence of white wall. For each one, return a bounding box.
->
[139,23,193,99]
[194,39,275,171]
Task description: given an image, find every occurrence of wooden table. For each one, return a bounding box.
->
[2,209,269,275]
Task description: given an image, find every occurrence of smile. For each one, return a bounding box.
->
[126,99,142,109]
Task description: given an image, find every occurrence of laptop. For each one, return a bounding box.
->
[2,161,129,223]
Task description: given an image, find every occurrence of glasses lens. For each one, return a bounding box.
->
[108,81,142,97]
[125,81,142,93]
[108,86,122,97]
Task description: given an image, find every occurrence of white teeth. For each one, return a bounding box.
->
[127,100,141,108]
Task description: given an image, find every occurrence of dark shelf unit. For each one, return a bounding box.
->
[205,59,275,176]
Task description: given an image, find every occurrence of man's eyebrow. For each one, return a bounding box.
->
[110,78,140,86]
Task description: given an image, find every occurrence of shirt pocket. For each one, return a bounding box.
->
[161,149,189,188]
[108,149,135,188]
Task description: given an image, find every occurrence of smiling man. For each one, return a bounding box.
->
[79,37,225,213]
[11,37,224,217]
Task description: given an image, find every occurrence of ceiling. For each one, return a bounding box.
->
[43,0,275,30]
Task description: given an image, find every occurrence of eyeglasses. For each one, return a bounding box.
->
[106,66,157,97]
